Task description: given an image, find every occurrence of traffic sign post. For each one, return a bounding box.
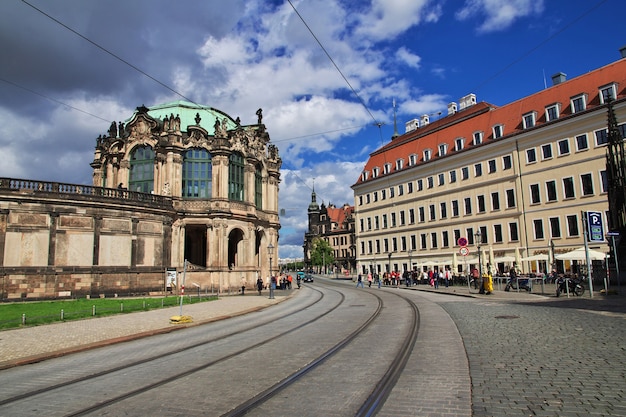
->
[457,237,468,247]
[459,247,470,256]
[587,211,604,242]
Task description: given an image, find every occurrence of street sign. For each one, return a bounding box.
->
[459,247,470,256]
[586,211,604,242]
[457,237,468,247]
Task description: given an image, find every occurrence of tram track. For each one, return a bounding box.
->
[0,286,332,411]
[224,279,421,417]
[0,279,423,417]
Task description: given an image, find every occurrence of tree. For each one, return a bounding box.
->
[310,237,334,272]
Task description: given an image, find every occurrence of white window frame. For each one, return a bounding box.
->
[545,103,560,122]
[526,148,537,164]
[541,143,553,160]
[383,163,391,174]
[372,167,379,178]
[423,149,432,161]
[472,131,483,145]
[409,154,417,166]
[599,83,617,104]
[493,124,503,139]
[522,112,536,129]
[395,159,403,171]
[438,143,448,156]
[570,94,587,113]
[455,138,464,151]
[575,133,589,151]
[557,138,570,156]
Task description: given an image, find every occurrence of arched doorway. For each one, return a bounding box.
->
[185,225,207,266]
[228,228,244,268]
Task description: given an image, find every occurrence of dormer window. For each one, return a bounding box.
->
[545,103,560,122]
[600,83,617,104]
[361,171,369,181]
[438,143,448,156]
[492,125,503,139]
[409,154,417,166]
[423,149,432,161]
[472,131,483,145]
[372,167,379,178]
[522,112,536,129]
[570,94,587,113]
[395,158,404,170]
[383,163,391,174]
[455,137,464,151]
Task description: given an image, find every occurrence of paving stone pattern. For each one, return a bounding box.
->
[441,299,626,417]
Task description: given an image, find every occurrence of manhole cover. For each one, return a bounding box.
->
[495,315,520,319]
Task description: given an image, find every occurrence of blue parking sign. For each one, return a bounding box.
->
[587,211,604,242]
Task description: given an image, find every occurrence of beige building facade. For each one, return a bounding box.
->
[353,51,626,280]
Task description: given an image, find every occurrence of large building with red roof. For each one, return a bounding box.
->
[352,47,626,281]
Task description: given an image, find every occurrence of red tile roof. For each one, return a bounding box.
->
[326,205,354,231]
[354,56,626,186]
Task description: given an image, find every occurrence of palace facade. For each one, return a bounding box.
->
[352,48,626,281]
[0,101,281,299]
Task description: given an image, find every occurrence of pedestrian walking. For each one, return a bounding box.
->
[367,273,373,287]
[269,275,276,299]
[256,276,263,295]
[356,274,364,288]
[444,267,451,287]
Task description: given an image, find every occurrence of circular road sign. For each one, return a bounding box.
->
[457,237,468,247]
[459,247,470,256]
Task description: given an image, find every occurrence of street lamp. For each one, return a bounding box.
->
[387,252,392,285]
[267,243,275,299]
[475,230,482,293]
[408,249,413,272]
[408,249,413,286]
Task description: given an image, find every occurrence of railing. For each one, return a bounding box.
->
[0,177,173,207]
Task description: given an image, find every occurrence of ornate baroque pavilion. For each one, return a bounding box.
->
[0,101,281,299]
[352,48,626,283]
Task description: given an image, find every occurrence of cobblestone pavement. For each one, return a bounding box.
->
[426,287,626,417]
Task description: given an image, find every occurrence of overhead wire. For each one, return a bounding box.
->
[0,76,110,123]
[15,0,379,157]
[20,0,197,106]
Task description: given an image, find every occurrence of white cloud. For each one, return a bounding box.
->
[395,47,422,69]
[400,94,449,117]
[356,0,442,40]
[456,0,545,33]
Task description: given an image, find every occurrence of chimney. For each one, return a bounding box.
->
[420,114,430,126]
[447,102,457,116]
[405,118,419,133]
[620,45,626,59]
[459,94,477,110]
[551,72,567,86]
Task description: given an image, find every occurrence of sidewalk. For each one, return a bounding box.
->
[0,291,293,370]
[401,282,626,313]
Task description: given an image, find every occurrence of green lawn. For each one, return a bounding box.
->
[0,295,217,330]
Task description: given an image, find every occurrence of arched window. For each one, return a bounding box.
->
[229,153,245,201]
[255,164,263,208]
[129,145,154,193]
[183,148,212,198]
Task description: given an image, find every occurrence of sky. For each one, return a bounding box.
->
[1,0,625,260]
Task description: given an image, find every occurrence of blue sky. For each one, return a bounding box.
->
[0,0,624,260]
